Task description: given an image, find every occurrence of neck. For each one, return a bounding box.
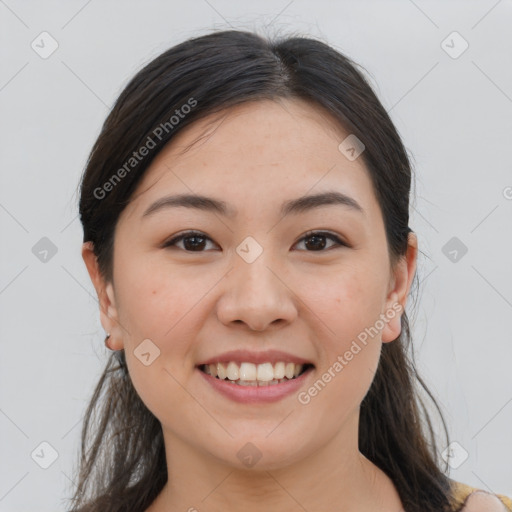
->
[146,411,403,512]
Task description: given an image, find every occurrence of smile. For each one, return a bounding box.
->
[199,361,313,386]
[197,362,315,404]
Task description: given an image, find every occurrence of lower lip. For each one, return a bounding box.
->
[196,366,314,404]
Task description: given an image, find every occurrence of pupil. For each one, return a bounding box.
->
[184,236,205,251]
[305,235,326,250]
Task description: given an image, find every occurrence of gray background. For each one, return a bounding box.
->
[1,1,511,510]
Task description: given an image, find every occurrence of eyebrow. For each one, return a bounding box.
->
[142,191,365,219]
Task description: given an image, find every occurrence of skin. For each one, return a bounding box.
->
[462,492,509,512]
[83,98,418,512]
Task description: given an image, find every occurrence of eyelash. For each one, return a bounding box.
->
[161,230,348,252]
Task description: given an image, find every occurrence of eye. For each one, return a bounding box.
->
[293,230,348,252]
[161,231,218,252]
[162,230,348,252]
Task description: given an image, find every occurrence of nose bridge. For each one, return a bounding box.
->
[217,240,296,330]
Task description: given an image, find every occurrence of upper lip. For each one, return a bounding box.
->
[197,349,314,367]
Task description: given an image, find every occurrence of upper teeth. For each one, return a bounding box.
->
[203,362,305,381]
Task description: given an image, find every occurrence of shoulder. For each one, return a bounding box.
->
[461,491,511,511]
[450,480,512,512]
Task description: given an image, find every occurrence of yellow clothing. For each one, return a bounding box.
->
[450,480,512,511]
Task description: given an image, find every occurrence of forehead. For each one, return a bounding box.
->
[127,98,378,220]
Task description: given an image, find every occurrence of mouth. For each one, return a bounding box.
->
[197,361,315,387]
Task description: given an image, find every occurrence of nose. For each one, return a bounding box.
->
[216,253,298,332]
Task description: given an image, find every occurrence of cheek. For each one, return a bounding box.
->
[299,263,386,403]
[114,265,202,422]
[114,253,192,338]
[113,257,221,379]
[300,262,387,343]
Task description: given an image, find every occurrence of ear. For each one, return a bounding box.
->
[381,232,418,343]
[81,241,124,350]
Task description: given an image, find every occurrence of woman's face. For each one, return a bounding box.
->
[84,98,416,472]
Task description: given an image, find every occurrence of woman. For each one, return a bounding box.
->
[68,29,511,512]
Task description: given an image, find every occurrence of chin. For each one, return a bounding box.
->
[205,434,309,472]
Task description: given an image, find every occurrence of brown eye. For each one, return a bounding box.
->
[294,231,347,252]
[162,231,217,252]
[162,230,348,253]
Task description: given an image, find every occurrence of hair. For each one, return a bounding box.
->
[69,28,456,512]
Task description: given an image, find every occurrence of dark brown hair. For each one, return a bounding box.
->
[69,28,455,512]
